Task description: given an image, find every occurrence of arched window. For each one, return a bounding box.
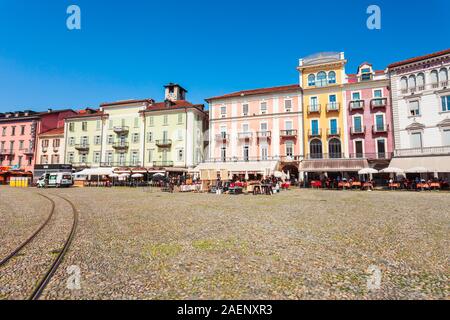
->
[317,71,327,87]
[417,73,425,90]
[328,138,342,159]
[328,71,336,84]
[408,75,416,90]
[430,70,439,85]
[308,74,316,86]
[400,77,408,91]
[439,68,448,83]
[309,139,323,159]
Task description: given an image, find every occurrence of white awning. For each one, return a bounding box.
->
[75,167,115,176]
[194,161,279,174]
[389,156,450,173]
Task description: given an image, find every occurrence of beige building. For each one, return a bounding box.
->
[36,127,65,165]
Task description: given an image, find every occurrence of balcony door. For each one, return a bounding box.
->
[162,131,168,142]
[120,134,126,145]
[410,132,423,149]
[375,114,385,131]
[310,97,318,110]
[162,150,168,163]
[377,139,386,159]
[311,120,319,135]
[260,144,268,161]
[354,116,362,132]
[443,129,450,146]
[243,145,249,161]
[330,119,338,135]
[355,140,364,158]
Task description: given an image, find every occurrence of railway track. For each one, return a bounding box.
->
[0,193,78,300]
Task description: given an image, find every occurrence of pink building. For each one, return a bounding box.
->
[203,85,304,178]
[345,63,394,169]
[0,109,76,176]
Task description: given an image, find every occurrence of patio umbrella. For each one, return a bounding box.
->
[153,172,165,177]
[229,171,233,181]
[109,173,120,178]
[274,171,283,178]
[131,173,144,178]
[287,171,291,181]
[358,168,378,175]
[380,167,404,174]
[245,171,249,181]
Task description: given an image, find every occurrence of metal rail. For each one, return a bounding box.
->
[29,195,79,300]
[0,194,55,267]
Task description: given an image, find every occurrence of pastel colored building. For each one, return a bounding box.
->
[297,52,372,179]
[36,127,66,165]
[64,84,208,172]
[387,48,450,178]
[345,63,394,170]
[202,84,303,178]
[0,109,76,176]
[64,109,107,169]
[0,110,40,173]
[141,84,208,170]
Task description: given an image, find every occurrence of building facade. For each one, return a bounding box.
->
[345,63,394,169]
[64,109,107,169]
[64,84,208,172]
[0,109,75,174]
[142,84,208,170]
[0,110,39,172]
[388,48,450,178]
[36,127,65,165]
[204,84,303,178]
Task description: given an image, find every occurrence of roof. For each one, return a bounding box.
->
[143,100,205,113]
[388,48,450,69]
[39,127,64,136]
[206,84,301,101]
[65,111,105,120]
[100,99,154,107]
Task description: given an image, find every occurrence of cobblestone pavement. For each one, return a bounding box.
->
[0,186,448,300]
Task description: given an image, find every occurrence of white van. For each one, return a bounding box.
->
[37,172,73,188]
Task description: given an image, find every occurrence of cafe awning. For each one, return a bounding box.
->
[389,156,450,173]
[195,161,279,174]
[299,159,369,172]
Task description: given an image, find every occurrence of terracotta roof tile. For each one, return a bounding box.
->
[39,127,64,136]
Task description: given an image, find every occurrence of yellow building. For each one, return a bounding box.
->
[297,52,369,180]
[298,52,347,161]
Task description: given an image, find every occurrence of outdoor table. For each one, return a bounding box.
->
[429,182,441,190]
[339,182,351,189]
[351,181,361,189]
[389,183,400,189]
[417,183,430,190]
[362,182,373,190]
[310,181,321,188]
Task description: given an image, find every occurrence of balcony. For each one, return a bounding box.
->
[394,146,450,157]
[280,129,298,138]
[215,133,229,141]
[113,126,130,134]
[22,148,35,155]
[349,100,364,111]
[0,149,14,156]
[306,153,345,160]
[238,132,253,140]
[307,104,321,114]
[75,144,90,151]
[326,102,340,113]
[155,139,172,148]
[257,131,272,139]
[327,128,340,137]
[350,126,366,135]
[112,142,129,151]
[308,129,322,138]
[153,161,174,167]
[371,98,387,109]
[349,153,393,160]
[372,124,389,134]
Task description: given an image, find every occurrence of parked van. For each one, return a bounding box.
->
[37,172,73,188]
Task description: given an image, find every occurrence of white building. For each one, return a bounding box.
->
[388,48,450,178]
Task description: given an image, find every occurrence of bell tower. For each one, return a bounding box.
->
[164,83,187,102]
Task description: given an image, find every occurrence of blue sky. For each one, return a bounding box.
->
[0,0,448,112]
